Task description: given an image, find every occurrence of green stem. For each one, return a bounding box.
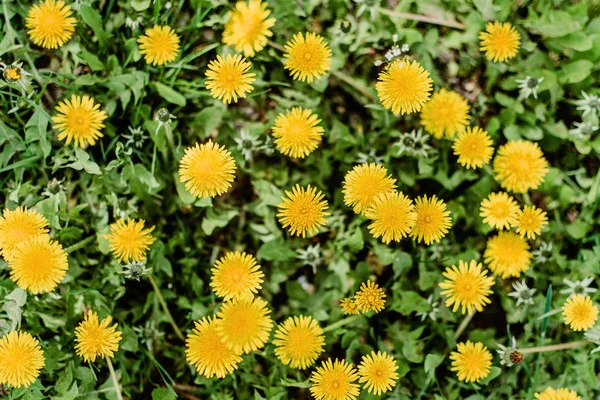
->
[65,236,96,253]
[520,340,589,354]
[377,8,465,30]
[267,39,285,52]
[322,316,361,333]
[330,70,375,101]
[454,312,474,341]
[106,358,123,400]
[148,274,185,341]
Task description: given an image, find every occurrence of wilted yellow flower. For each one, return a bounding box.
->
[342,163,397,215]
[138,25,180,66]
[493,140,549,193]
[562,294,598,332]
[535,387,581,400]
[205,54,256,104]
[452,127,494,169]
[283,32,332,83]
[104,219,155,263]
[210,251,264,301]
[277,185,329,237]
[26,0,76,49]
[365,191,416,244]
[450,341,492,383]
[376,60,433,115]
[272,107,324,158]
[479,21,520,63]
[178,140,237,198]
[515,205,548,239]
[480,192,519,230]
[484,231,532,278]
[222,0,276,57]
[52,95,108,148]
[273,315,325,369]
[310,358,360,400]
[185,316,242,378]
[75,310,122,363]
[354,280,386,313]
[340,298,360,315]
[439,260,495,315]
[357,351,399,395]
[0,207,48,260]
[421,89,470,138]
[411,195,452,245]
[216,297,273,354]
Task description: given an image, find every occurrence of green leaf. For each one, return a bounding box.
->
[79,5,109,47]
[561,60,593,84]
[153,82,187,106]
[67,148,102,175]
[391,291,429,316]
[424,353,445,375]
[201,208,238,235]
[547,32,593,52]
[152,388,177,400]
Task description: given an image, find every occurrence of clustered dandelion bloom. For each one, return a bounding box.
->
[342,163,397,215]
[410,195,452,245]
[104,218,155,263]
[216,297,273,354]
[452,127,494,169]
[178,140,237,198]
[138,25,180,66]
[484,231,532,278]
[310,358,360,400]
[185,316,242,378]
[480,192,519,230]
[205,54,256,104]
[493,140,549,193]
[340,298,360,315]
[354,280,386,313]
[450,341,492,382]
[357,351,398,395]
[439,260,495,315]
[273,315,325,369]
[376,60,433,115]
[535,387,581,400]
[0,331,45,388]
[515,205,548,239]
[271,107,324,158]
[366,191,416,244]
[222,0,275,57]
[0,207,48,259]
[26,0,76,49]
[420,89,470,139]
[74,310,122,363]
[211,251,264,301]
[284,32,332,83]
[277,185,329,237]
[52,95,108,148]
[562,294,598,332]
[479,21,521,62]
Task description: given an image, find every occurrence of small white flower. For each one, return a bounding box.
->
[155,108,176,135]
[393,129,432,158]
[496,336,519,367]
[125,15,144,30]
[508,280,536,306]
[532,241,552,263]
[515,76,543,100]
[234,128,262,161]
[560,277,597,297]
[401,44,410,52]
[123,126,148,148]
[392,34,399,42]
[569,121,598,140]
[296,244,322,274]
[416,295,439,321]
[356,149,384,165]
[385,51,394,61]
[584,325,600,354]
[374,60,383,67]
[574,91,600,118]
[165,1,172,9]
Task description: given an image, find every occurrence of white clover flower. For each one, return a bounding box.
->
[560,277,597,297]
[515,76,543,100]
[508,280,536,306]
[416,295,439,321]
[574,91,600,118]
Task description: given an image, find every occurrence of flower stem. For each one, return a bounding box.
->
[322,316,361,333]
[377,8,465,30]
[65,236,96,253]
[519,340,589,354]
[267,40,286,52]
[330,70,375,101]
[148,275,185,341]
[454,312,475,341]
[106,358,123,400]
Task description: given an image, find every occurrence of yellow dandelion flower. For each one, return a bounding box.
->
[452,127,494,169]
[450,341,492,383]
[178,140,237,198]
[342,163,397,215]
[376,59,433,115]
[310,358,360,400]
[216,297,273,354]
[357,351,399,395]
[439,260,495,315]
[104,219,155,263]
[137,25,180,66]
[223,0,276,57]
[515,205,548,240]
[493,140,549,193]
[479,21,520,63]
[283,32,332,83]
[185,316,242,379]
[273,315,325,369]
[271,107,324,158]
[562,294,598,332]
[484,231,532,278]
[26,0,76,49]
[277,184,329,237]
[210,251,264,301]
[365,191,416,244]
[0,331,45,389]
[480,192,519,230]
[8,235,68,294]
[535,387,581,400]
[421,89,470,139]
[354,280,386,313]
[74,310,122,363]
[205,54,256,104]
[411,195,452,245]
[340,298,360,315]
[0,207,48,260]
[52,95,108,148]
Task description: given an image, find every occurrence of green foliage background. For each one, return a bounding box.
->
[1,0,600,399]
